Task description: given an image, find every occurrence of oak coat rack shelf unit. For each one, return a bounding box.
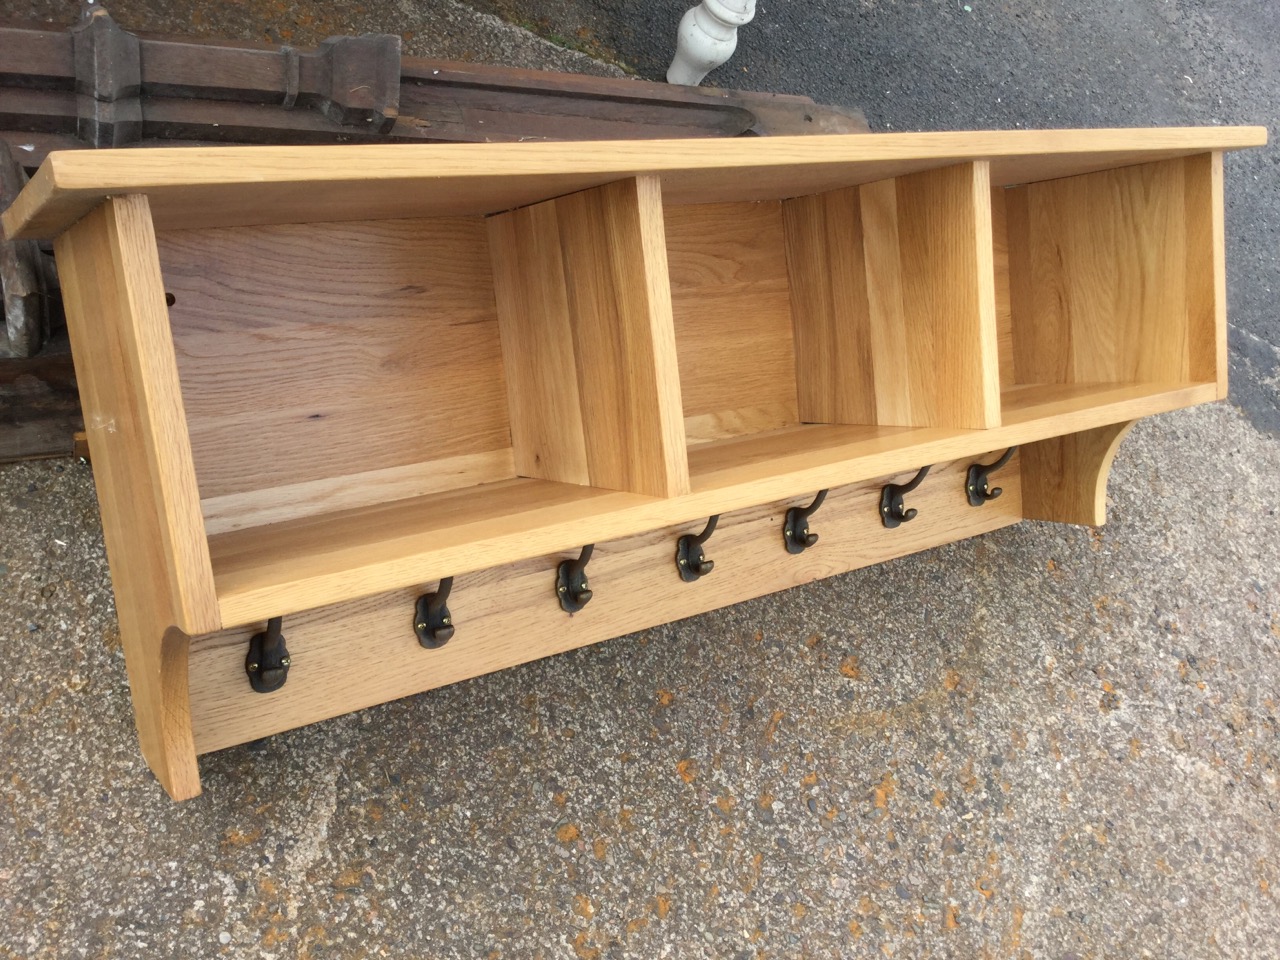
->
[3,126,1265,800]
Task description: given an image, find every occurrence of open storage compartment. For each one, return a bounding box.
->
[993,154,1225,426]
[159,175,690,623]
[666,162,1001,494]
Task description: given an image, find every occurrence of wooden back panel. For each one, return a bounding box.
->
[1005,154,1222,389]
[783,163,1002,430]
[156,217,516,530]
[665,200,801,444]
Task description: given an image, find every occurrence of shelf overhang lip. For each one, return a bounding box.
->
[3,126,1267,240]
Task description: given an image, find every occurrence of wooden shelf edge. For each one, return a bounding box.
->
[211,380,1215,627]
[4,127,1266,239]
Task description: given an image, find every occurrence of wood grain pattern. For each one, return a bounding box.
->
[488,176,689,498]
[55,195,220,801]
[1006,155,1222,388]
[783,163,1001,430]
[21,130,1254,800]
[200,449,517,535]
[990,185,1015,389]
[208,380,1213,626]
[665,200,799,439]
[1185,152,1227,396]
[1022,421,1134,525]
[189,457,1022,754]
[783,187,875,423]
[6,127,1265,238]
[158,217,513,526]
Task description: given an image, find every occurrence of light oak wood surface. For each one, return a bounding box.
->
[784,163,1000,430]
[665,200,800,442]
[10,129,1257,799]
[488,176,689,498]
[208,380,1214,627]
[1006,154,1221,388]
[4,127,1265,238]
[188,457,1022,754]
[158,217,514,527]
[1022,421,1135,525]
[55,196,220,801]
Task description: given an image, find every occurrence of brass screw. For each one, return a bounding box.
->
[442,617,452,625]
[247,661,259,672]
[416,622,427,631]
[280,657,291,667]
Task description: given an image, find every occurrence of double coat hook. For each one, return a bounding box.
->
[246,616,291,693]
[783,490,828,554]
[880,466,930,528]
[676,515,719,581]
[557,545,594,613]
[966,447,1017,506]
[415,577,455,648]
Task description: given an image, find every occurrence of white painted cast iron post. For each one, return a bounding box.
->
[667,0,757,86]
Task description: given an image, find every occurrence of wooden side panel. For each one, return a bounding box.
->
[1184,152,1227,396]
[782,163,1001,431]
[1008,156,1220,388]
[489,176,690,498]
[189,457,1022,754]
[488,202,589,485]
[894,162,1001,429]
[990,185,1016,389]
[55,195,221,801]
[1021,421,1134,526]
[157,217,514,516]
[783,187,876,424]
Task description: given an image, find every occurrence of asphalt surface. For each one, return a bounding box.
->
[2,3,1278,959]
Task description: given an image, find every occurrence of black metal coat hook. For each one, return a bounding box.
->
[966,447,1017,506]
[676,515,719,582]
[245,616,291,693]
[880,466,931,528]
[784,489,828,554]
[414,576,455,648]
[557,544,594,613]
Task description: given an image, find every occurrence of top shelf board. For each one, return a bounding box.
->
[3,126,1265,239]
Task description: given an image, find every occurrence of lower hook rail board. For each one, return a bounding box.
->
[190,459,1026,771]
[245,617,291,693]
[414,577,455,648]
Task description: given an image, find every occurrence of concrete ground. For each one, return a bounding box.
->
[2,2,1279,959]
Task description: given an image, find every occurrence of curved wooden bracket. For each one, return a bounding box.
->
[1020,421,1135,526]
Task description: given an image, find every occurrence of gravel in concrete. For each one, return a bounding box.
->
[3,416,1279,958]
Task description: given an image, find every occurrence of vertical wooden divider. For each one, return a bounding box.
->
[488,175,689,498]
[55,195,220,801]
[783,162,1001,431]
